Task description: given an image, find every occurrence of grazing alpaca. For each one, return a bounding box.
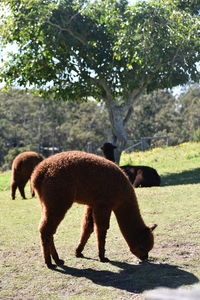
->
[31,151,157,269]
[11,151,43,199]
[101,143,161,187]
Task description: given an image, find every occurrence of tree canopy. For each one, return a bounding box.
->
[0,0,199,157]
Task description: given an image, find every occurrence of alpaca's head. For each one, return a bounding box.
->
[131,224,157,261]
[101,142,116,152]
[101,143,117,162]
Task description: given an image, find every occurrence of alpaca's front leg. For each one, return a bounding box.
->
[93,204,112,262]
[96,228,109,262]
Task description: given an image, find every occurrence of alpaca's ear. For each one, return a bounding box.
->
[150,224,157,231]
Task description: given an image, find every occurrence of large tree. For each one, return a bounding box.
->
[0,0,199,160]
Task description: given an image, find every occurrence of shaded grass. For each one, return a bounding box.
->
[161,168,200,186]
[0,142,200,299]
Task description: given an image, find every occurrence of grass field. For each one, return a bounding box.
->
[0,142,200,299]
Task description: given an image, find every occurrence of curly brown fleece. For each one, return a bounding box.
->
[31,151,157,269]
[11,151,43,199]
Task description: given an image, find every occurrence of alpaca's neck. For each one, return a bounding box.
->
[114,198,146,248]
[103,150,115,162]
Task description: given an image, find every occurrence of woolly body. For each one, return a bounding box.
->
[11,151,43,199]
[31,151,156,268]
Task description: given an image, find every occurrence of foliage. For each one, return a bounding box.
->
[0,90,111,169]
[178,87,200,142]
[2,146,32,171]
[125,86,200,147]
[1,0,199,92]
[0,142,200,299]
[126,89,183,145]
[193,127,200,142]
[0,86,200,169]
[0,0,199,149]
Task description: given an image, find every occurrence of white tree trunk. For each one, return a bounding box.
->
[97,78,145,163]
[106,104,128,163]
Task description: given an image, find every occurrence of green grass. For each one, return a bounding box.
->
[0,142,200,299]
[121,142,200,185]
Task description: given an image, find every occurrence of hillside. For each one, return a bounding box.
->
[121,142,200,186]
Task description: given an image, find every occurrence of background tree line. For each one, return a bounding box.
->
[1,0,199,160]
[0,86,199,170]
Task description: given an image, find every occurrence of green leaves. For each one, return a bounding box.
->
[0,0,199,98]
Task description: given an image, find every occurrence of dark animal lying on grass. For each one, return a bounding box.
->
[101,142,161,187]
[31,151,157,269]
[11,151,43,199]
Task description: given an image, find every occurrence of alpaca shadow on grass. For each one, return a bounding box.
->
[161,168,200,186]
[53,259,199,293]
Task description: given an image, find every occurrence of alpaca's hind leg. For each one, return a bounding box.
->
[93,205,112,262]
[30,182,35,198]
[39,214,65,268]
[18,182,26,199]
[11,182,17,200]
[75,206,94,258]
[133,169,143,188]
[50,236,64,266]
[40,229,53,268]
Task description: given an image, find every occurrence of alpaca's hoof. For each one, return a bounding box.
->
[46,263,57,269]
[75,252,84,258]
[56,259,64,266]
[100,257,109,263]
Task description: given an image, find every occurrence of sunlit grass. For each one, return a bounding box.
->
[120,142,200,176]
[0,170,11,191]
[0,142,200,299]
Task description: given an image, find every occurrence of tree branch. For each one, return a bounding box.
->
[46,19,87,45]
[123,106,133,125]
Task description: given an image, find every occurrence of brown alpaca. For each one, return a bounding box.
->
[11,151,43,200]
[31,151,157,269]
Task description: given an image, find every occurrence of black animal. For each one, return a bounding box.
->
[101,143,161,187]
[101,142,116,162]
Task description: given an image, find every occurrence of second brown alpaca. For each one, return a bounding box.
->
[101,143,161,187]
[31,151,157,269]
[11,151,43,199]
